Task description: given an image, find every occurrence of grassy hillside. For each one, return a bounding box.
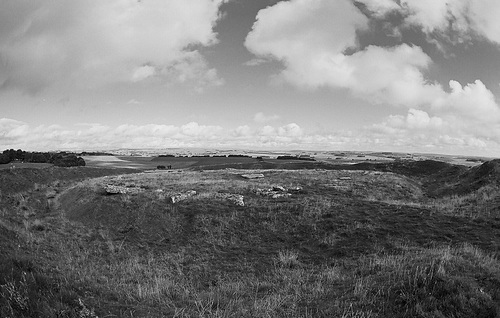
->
[1,164,499,317]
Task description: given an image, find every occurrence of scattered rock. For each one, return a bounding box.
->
[104,184,128,194]
[339,177,352,181]
[288,186,304,194]
[272,185,286,192]
[256,187,292,199]
[255,185,304,198]
[104,184,144,195]
[272,193,292,199]
[170,190,197,204]
[241,173,265,179]
[215,193,245,206]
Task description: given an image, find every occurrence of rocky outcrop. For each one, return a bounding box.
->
[104,184,128,194]
[215,193,245,206]
[241,173,265,179]
[255,185,303,199]
[287,186,304,194]
[170,190,197,203]
[104,184,144,195]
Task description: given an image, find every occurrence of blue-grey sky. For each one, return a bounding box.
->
[1,0,500,156]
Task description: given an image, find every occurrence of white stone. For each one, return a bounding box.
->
[241,173,265,179]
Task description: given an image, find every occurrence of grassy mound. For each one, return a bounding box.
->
[1,167,499,317]
[0,166,137,195]
[440,159,500,196]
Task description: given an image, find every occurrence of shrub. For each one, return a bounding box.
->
[52,155,86,167]
[0,153,11,164]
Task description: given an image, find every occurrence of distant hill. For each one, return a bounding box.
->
[344,159,500,197]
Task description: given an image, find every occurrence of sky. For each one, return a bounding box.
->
[1,0,500,156]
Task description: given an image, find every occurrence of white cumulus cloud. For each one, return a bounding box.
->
[278,123,303,137]
[0,0,225,93]
[358,0,400,17]
[0,119,312,151]
[244,0,500,155]
[401,0,500,45]
[432,80,500,124]
[245,0,444,107]
[1,117,499,156]
[358,0,500,45]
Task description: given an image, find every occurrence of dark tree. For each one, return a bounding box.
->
[51,154,86,167]
[0,153,10,164]
[1,149,85,167]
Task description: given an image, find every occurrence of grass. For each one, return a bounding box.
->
[431,184,500,219]
[0,167,499,317]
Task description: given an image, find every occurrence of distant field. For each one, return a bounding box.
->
[83,154,487,171]
[83,155,322,170]
[0,162,53,169]
[83,156,156,170]
[83,155,260,170]
[319,154,394,162]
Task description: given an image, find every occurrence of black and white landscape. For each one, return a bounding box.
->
[1,1,500,317]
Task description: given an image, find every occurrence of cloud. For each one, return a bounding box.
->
[0,0,225,93]
[245,0,500,115]
[0,119,224,150]
[127,99,142,105]
[258,126,276,137]
[254,112,280,123]
[165,51,225,92]
[180,122,223,138]
[357,0,500,45]
[357,0,400,17]
[248,0,367,55]
[132,65,156,82]
[399,0,500,45]
[368,93,500,155]
[114,124,178,138]
[468,0,500,44]
[246,0,358,89]
[372,109,445,134]
[362,79,500,155]
[278,123,303,137]
[400,0,452,33]
[432,80,500,124]
[368,110,498,155]
[346,44,443,106]
[245,0,444,107]
[232,125,252,137]
[0,119,309,151]
[0,118,30,141]
[244,58,268,66]
[1,117,499,156]
[241,0,500,155]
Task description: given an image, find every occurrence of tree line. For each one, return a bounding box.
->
[0,149,86,167]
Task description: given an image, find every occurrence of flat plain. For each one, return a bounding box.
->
[1,156,500,317]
